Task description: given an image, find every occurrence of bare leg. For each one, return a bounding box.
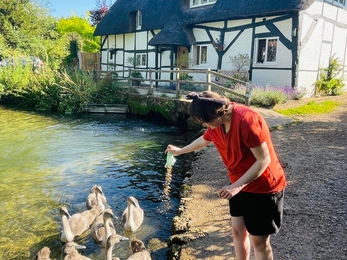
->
[231,216,250,260]
[249,234,273,260]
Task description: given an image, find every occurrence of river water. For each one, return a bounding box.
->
[0,106,196,260]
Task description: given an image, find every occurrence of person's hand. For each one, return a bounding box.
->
[218,185,241,200]
[165,144,182,156]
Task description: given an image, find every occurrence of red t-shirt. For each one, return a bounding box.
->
[203,103,286,194]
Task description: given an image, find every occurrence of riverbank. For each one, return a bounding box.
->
[168,94,347,260]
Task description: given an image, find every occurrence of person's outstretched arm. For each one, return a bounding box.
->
[165,136,211,156]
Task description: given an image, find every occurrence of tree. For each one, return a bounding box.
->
[0,0,69,69]
[89,0,109,26]
[56,16,100,53]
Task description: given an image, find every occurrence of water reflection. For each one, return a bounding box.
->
[0,106,195,260]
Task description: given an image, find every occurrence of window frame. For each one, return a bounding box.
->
[333,0,347,7]
[192,45,208,66]
[190,0,216,8]
[255,37,279,64]
[136,53,147,67]
[136,10,142,30]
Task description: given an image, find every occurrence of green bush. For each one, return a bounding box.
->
[251,88,288,108]
[54,69,97,113]
[225,84,293,108]
[316,56,344,96]
[55,69,126,113]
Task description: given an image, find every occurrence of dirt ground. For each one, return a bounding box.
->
[172,94,347,260]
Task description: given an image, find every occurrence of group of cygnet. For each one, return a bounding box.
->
[36,184,151,260]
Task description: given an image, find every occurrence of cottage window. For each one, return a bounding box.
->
[193,45,207,65]
[256,38,278,64]
[333,0,346,7]
[136,10,142,30]
[136,54,146,66]
[191,0,216,7]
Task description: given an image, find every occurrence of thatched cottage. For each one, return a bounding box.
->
[94,0,347,96]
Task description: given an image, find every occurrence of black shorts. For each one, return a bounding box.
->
[229,190,284,236]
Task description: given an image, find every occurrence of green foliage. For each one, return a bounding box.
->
[54,69,97,113]
[126,56,140,68]
[55,69,125,113]
[251,88,288,108]
[56,16,100,53]
[0,62,62,110]
[0,63,34,99]
[0,1,101,71]
[131,71,144,79]
[225,84,294,108]
[179,74,193,81]
[315,56,345,96]
[93,72,127,104]
[275,100,339,116]
[0,0,70,70]
[23,71,60,111]
[128,98,176,119]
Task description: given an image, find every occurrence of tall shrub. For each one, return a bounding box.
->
[315,56,344,96]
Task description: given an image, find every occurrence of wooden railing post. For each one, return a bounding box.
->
[128,68,132,87]
[148,68,153,95]
[245,81,253,106]
[176,68,180,98]
[206,68,211,91]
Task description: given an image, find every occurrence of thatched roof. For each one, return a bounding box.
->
[94,0,315,45]
[148,20,196,46]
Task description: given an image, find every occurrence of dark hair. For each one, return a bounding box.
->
[186,91,230,123]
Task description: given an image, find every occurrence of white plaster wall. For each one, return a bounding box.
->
[275,19,294,40]
[116,51,124,67]
[319,42,333,68]
[116,35,123,48]
[227,19,251,28]
[298,1,347,96]
[255,25,270,33]
[108,35,116,48]
[337,7,347,23]
[323,2,338,20]
[298,19,323,71]
[161,50,171,67]
[197,21,224,28]
[193,28,209,42]
[222,29,253,70]
[252,70,292,87]
[296,71,318,96]
[101,36,108,71]
[323,21,334,41]
[124,33,135,50]
[206,45,219,70]
[308,0,325,15]
[135,31,147,49]
[331,26,347,60]
[147,51,155,68]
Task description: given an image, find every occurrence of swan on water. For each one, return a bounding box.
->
[122,196,144,232]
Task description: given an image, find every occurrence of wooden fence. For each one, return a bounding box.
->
[94,68,253,106]
[79,52,100,71]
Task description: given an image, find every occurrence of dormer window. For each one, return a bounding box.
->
[136,10,142,30]
[191,0,216,7]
